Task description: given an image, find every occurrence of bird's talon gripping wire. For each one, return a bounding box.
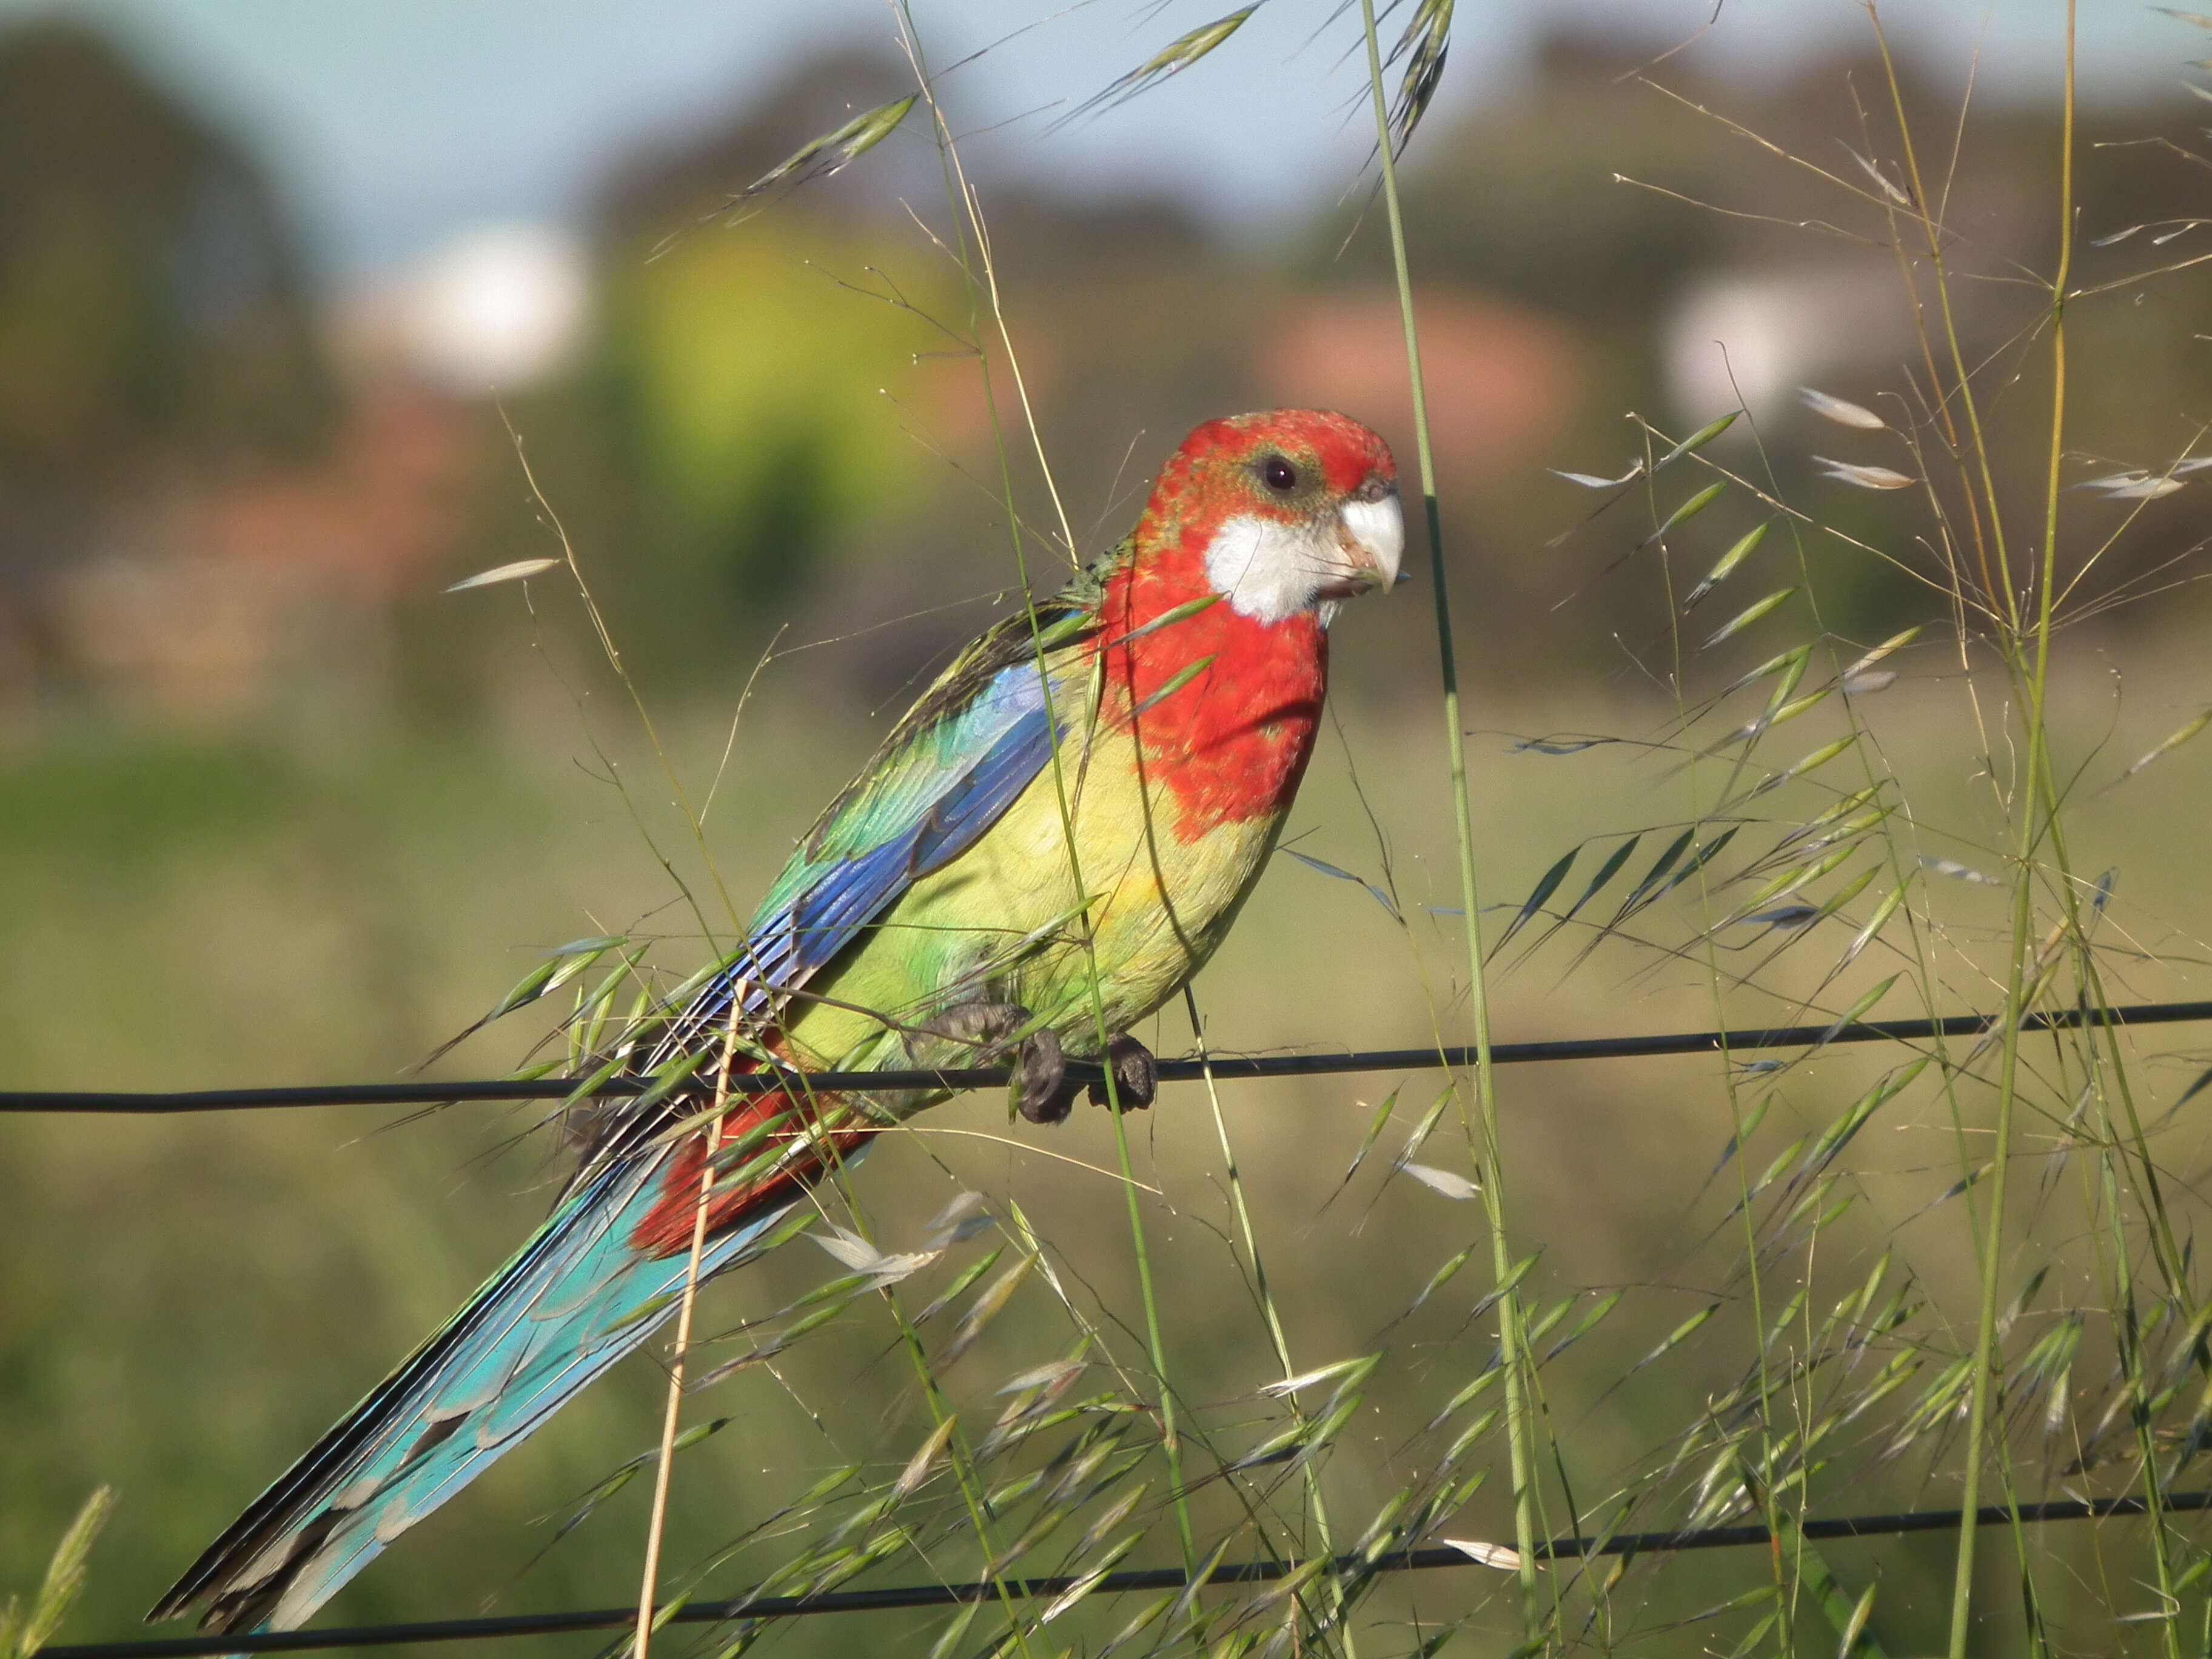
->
[922,1000,1084,1125]
[1089,1033,1156,1111]
[1013,1027,1085,1125]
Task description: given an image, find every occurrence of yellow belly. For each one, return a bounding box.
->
[780,716,1285,1074]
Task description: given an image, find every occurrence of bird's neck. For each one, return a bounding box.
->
[1100,538,1327,844]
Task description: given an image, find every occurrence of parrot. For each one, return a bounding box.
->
[150,407,1403,1636]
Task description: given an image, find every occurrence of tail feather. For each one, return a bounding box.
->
[148,1147,807,1635]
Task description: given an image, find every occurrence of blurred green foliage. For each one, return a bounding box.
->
[601,218,953,621]
[7,20,2212,716]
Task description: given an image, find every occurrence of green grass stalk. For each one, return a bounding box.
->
[1868,8,2016,620]
[896,2,1197,1579]
[1,1487,110,1659]
[2091,1064,2183,1659]
[876,1255,1051,1659]
[1353,0,1538,1639]
[1945,7,2075,1654]
[1655,481,1797,1658]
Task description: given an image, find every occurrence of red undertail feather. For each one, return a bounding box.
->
[627,1067,859,1258]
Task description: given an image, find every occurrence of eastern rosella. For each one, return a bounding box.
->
[152,408,1403,1634]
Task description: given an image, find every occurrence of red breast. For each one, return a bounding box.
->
[1103,553,1326,845]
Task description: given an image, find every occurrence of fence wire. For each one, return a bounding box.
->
[5,999,2210,1114]
[36,1491,2212,1659]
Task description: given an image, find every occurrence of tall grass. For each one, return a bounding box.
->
[1355,0,1541,1646]
[18,5,2212,1659]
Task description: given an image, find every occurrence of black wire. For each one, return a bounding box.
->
[39,1489,2211,1658]
[5,999,2210,1114]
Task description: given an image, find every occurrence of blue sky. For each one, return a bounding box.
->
[8,0,2193,280]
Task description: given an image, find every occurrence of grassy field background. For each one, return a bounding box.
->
[7,614,2211,1652]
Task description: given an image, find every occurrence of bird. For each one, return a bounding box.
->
[150,407,1403,1636]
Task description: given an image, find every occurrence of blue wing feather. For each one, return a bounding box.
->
[625,643,1079,1091]
[760,662,1062,979]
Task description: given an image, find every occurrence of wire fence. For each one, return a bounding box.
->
[18,996,2212,1657]
[35,1491,2212,1659]
[6,998,2210,1114]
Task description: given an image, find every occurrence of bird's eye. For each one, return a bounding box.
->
[1260,455,1298,492]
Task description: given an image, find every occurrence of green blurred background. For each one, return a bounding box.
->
[6,3,2212,1654]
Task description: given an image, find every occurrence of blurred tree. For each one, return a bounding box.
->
[600,218,947,611]
[0,21,336,594]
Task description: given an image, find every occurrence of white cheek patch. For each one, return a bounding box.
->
[1202,514,1338,624]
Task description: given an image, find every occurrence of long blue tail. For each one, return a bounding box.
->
[149,1150,800,1634]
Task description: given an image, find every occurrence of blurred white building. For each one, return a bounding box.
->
[1663,258,1919,425]
[337,221,592,394]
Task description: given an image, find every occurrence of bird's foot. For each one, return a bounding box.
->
[922,1001,1083,1125]
[1088,1033,1156,1111]
[1011,1027,1084,1125]
[918,1005,1155,1124]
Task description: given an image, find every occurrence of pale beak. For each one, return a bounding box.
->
[1324,486,1405,599]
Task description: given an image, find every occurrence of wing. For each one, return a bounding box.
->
[604,568,1116,1139]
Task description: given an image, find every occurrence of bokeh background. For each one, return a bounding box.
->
[7,2,2212,1654]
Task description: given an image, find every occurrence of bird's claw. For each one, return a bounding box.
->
[1089,1033,1156,1111]
[1019,1030,1154,1122]
[922,1002,1153,1124]
[1011,1027,1084,1125]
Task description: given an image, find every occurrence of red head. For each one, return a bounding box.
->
[1136,409,1403,625]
